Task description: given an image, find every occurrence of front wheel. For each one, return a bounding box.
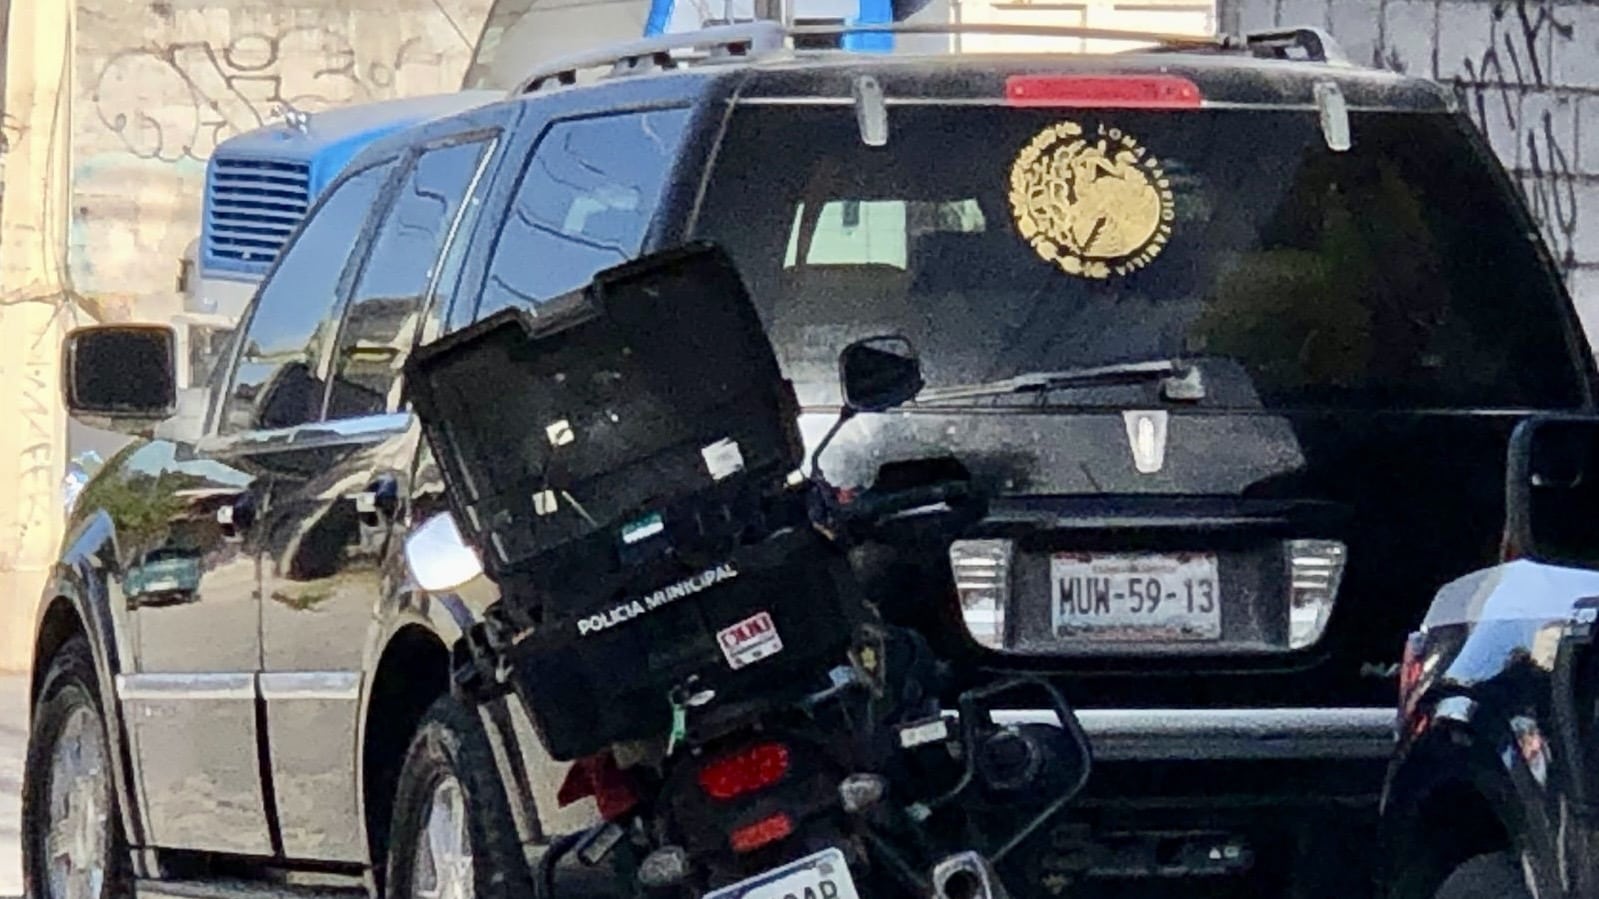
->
[22,635,129,899]
[385,696,536,899]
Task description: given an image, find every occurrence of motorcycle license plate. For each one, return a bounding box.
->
[705,848,859,899]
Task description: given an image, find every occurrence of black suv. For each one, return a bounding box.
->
[26,21,1596,899]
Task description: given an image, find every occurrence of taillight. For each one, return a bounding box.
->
[697,742,791,800]
[1398,631,1427,703]
[557,752,640,821]
[1287,539,1347,649]
[1005,74,1203,109]
[730,813,794,853]
[950,539,1012,650]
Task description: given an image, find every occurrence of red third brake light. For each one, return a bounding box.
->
[697,742,791,800]
[1005,74,1203,109]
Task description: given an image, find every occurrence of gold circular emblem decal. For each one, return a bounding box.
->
[1008,121,1175,279]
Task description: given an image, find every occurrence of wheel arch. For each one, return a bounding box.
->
[1382,722,1522,899]
[357,622,453,877]
[31,527,152,866]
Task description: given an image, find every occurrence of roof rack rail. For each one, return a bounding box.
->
[1243,26,1349,65]
[507,21,1346,98]
[511,22,785,94]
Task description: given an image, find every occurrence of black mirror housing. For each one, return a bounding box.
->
[63,325,178,431]
[839,335,924,413]
[1505,414,1599,568]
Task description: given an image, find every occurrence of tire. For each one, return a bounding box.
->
[385,695,537,899]
[1432,852,1529,899]
[22,635,131,899]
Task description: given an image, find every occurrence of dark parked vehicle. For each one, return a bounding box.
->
[1382,415,1599,899]
[22,19,1596,899]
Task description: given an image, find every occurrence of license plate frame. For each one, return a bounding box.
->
[1050,552,1222,642]
[704,848,859,899]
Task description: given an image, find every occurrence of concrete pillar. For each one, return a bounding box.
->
[0,0,75,672]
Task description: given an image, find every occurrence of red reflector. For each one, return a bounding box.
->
[697,742,791,801]
[557,753,640,821]
[1398,631,1427,704]
[1005,75,1203,109]
[730,813,794,853]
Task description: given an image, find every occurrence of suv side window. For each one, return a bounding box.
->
[219,160,398,435]
[475,108,691,319]
[325,138,496,420]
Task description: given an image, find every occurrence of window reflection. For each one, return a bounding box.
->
[327,140,493,420]
[475,109,690,319]
[221,162,396,434]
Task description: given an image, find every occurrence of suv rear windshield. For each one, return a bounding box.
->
[693,104,1589,411]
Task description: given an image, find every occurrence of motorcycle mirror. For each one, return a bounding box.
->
[404,512,485,592]
[840,335,924,413]
[810,335,926,487]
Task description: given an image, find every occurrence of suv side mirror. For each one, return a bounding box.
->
[840,335,924,413]
[1504,415,1599,568]
[63,325,178,434]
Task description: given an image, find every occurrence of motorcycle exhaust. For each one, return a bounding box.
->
[931,852,1010,899]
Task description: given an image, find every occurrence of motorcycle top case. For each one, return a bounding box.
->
[403,242,804,580]
[404,243,866,759]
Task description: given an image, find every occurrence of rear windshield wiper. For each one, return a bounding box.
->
[915,359,1204,405]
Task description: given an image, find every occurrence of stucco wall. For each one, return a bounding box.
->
[1218,0,1599,333]
[73,0,492,323]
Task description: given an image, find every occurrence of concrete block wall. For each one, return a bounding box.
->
[1219,0,1599,335]
[72,0,492,323]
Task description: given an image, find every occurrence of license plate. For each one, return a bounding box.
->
[705,848,859,899]
[1050,553,1221,641]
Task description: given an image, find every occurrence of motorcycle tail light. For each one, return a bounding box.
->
[697,742,790,801]
[1287,539,1346,649]
[951,539,1013,650]
[730,813,794,853]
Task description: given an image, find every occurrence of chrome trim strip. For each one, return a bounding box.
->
[258,671,362,702]
[194,412,411,458]
[290,411,412,445]
[964,707,1395,761]
[116,673,256,702]
[135,879,365,899]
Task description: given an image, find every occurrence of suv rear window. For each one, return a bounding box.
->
[694,104,1589,411]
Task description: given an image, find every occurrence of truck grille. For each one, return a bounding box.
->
[204,157,311,273]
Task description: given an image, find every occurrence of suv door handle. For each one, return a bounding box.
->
[347,474,399,524]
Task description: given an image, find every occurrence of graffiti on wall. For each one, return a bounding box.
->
[1448,0,1579,270]
[1237,0,1596,284]
[91,25,463,162]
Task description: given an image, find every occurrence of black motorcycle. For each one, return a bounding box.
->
[400,243,1093,899]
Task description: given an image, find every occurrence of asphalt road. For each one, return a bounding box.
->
[1,672,25,897]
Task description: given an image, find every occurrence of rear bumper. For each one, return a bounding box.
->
[993,707,1396,761]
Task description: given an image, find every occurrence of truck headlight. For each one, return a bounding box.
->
[950,539,1013,649]
[1288,539,1346,649]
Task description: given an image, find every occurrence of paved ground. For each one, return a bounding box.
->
[1,672,26,896]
